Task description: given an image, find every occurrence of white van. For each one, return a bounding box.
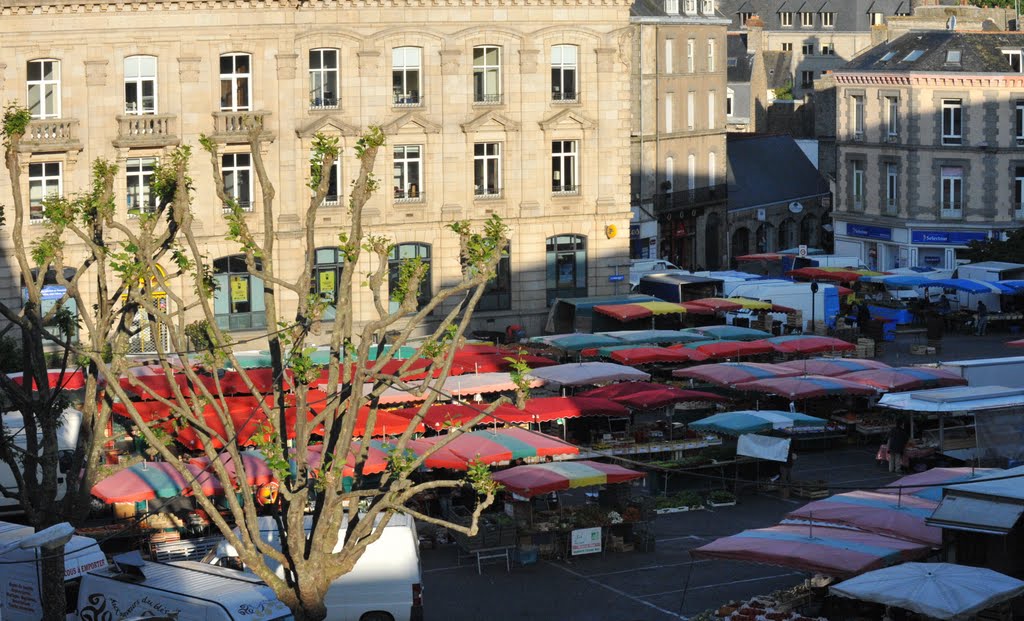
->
[0,408,81,515]
[205,513,424,621]
[629,259,680,287]
[0,521,107,621]
[77,555,293,621]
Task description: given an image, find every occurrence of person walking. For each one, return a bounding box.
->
[886,422,910,474]
[976,300,989,336]
[780,441,797,498]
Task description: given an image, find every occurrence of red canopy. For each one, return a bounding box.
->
[788,267,865,283]
[1009,339,1024,348]
[610,347,708,366]
[352,407,425,436]
[451,352,557,374]
[119,369,295,400]
[768,335,857,355]
[389,403,523,430]
[579,382,728,408]
[734,375,879,399]
[416,428,578,467]
[521,396,629,421]
[840,367,967,392]
[6,369,86,391]
[779,358,891,376]
[305,442,391,476]
[91,461,223,503]
[687,298,744,312]
[188,452,276,487]
[693,340,774,359]
[673,362,801,387]
[491,460,645,498]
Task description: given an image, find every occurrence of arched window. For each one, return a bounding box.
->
[778,218,796,250]
[478,244,512,311]
[665,156,675,192]
[546,234,587,305]
[731,227,749,258]
[314,247,345,319]
[388,243,432,312]
[800,214,819,247]
[124,55,157,114]
[705,212,721,270]
[213,255,266,330]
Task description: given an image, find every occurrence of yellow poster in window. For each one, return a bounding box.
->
[318,270,336,298]
[230,275,249,303]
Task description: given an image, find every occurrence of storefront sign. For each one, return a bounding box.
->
[847,224,892,241]
[608,274,625,283]
[911,230,987,245]
[571,527,603,556]
[629,224,640,240]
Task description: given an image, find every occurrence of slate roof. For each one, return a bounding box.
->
[763,50,793,88]
[727,34,754,82]
[632,0,727,20]
[726,134,830,211]
[840,30,1024,73]
[717,0,912,32]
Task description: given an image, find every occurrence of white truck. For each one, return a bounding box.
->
[939,356,1024,389]
[204,513,424,621]
[0,408,81,516]
[955,261,1024,311]
[728,280,842,331]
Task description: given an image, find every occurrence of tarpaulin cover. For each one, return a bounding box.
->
[779,358,891,376]
[5,369,86,391]
[875,467,1002,502]
[451,352,557,374]
[684,325,773,342]
[527,362,650,386]
[690,410,825,435]
[91,461,223,503]
[598,330,709,345]
[418,428,579,466]
[491,460,645,498]
[521,396,629,421]
[593,301,712,321]
[685,298,744,312]
[692,524,931,577]
[767,335,857,355]
[733,375,879,399]
[610,346,708,366]
[672,362,801,387]
[737,434,791,462]
[841,367,967,392]
[528,333,625,352]
[785,490,941,546]
[579,382,728,408]
[929,278,1017,294]
[693,340,774,359]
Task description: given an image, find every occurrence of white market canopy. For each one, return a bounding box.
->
[526,362,651,387]
[877,385,1024,413]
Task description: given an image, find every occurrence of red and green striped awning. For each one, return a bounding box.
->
[491,460,645,498]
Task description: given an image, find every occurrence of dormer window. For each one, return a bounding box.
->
[1005,50,1023,73]
[702,0,714,13]
[685,0,696,14]
[739,11,753,26]
[665,0,679,13]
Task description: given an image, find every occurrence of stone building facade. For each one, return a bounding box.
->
[832,31,1024,271]
[0,0,636,345]
[630,0,730,269]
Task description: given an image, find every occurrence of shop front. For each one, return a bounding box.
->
[908,229,989,270]
[833,222,907,271]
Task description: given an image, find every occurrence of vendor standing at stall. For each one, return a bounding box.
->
[886,422,909,474]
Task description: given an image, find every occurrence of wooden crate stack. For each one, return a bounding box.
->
[855,338,875,358]
[786,311,803,331]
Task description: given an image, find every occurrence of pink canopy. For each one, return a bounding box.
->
[376,372,547,405]
[188,452,276,487]
[840,367,968,392]
[451,352,557,374]
[692,524,931,577]
[389,403,524,430]
[673,362,801,387]
[491,460,645,498]
[304,442,391,476]
[389,397,626,429]
[415,428,579,467]
[527,362,651,387]
[785,490,941,546]
[767,335,857,355]
[694,340,775,359]
[579,382,729,408]
[610,347,708,366]
[734,375,879,399]
[779,358,891,377]
[875,467,1001,501]
[91,461,223,503]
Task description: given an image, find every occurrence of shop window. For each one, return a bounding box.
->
[546,234,587,305]
[388,242,432,312]
[213,255,266,331]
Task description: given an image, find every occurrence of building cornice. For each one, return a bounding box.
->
[834,71,1024,88]
[0,0,633,15]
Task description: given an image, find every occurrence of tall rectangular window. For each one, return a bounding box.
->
[702,0,714,13]
[665,93,674,133]
[885,96,899,138]
[1016,166,1024,215]
[219,53,251,112]
[551,140,578,194]
[780,12,793,26]
[222,153,252,211]
[687,91,695,130]
[474,142,502,198]
[392,47,422,106]
[800,11,813,26]
[687,39,695,73]
[708,151,717,186]
[851,95,865,138]
[665,0,678,13]
[852,160,864,209]
[126,157,157,216]
[473,46,502,104]
[684,0,696,13]
[801,71,815,88]
[309,48,339,109]
[393,145,423,201]
[942,99,962,145]
[940,166,963,217]
[726,89,734,116]
[739,12,753,26]
[782,42,793,52]
[708,91,716,129]
[124,56,157,114]
[821,12,834,27]
[551,45,578,102]
[802,43,815,55]
[27,59,60,120]
[28,162,61,221]
[886,163,898,214]
[707,39,715,71]
[314,158,341,206]
[1016,101,1024,144]
[1005,51,1023,73]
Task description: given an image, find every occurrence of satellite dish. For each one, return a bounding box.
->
[788,201,804,214]
[946,15,956,30]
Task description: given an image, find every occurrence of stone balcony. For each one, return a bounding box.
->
[209,111,275,144]
[18,118,82,154]
[113,114,180,149]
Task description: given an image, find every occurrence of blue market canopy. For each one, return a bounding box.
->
[689,410,826,436]
[929,279,1017,294]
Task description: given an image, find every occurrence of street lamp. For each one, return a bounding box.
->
[810,280,819,334]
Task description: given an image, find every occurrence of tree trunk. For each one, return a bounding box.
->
[40,541,66,621]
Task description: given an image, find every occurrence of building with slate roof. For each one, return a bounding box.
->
[726,29,794,132]
[726,133,831,258]
[832,30,1024,271]
[631,0,731,269]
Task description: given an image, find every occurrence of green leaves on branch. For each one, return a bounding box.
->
[253,424,291,483]
[185,320,215,354]
[353,126,386,158]
[308,133,340,192]
[2,104,31,146]
[152,146,193,208]
[450,215,509,277]
[465,461,501,496]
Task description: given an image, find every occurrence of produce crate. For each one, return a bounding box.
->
[791,479,829,499]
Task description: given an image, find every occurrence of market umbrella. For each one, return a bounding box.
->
[609,346,709,366]
[785,490,941,546]
[684,325,773,341]
[304,442,392,476]
[389,403,522,430]
[526,362,650,386]
[779,357,891,377]
[579,382,728,408]
[692,339,775,359]
[490,460,645,498]
[528,333,625,353]
[841,367,968,393]
[733,375,879,399]
[422,428,579,465]
[875,467,1001,501]
[5,369,87,391]
[830,563,1024,620]
[91,461,223,503]
[689,410,826,436]
[692,524,931,577]
[188,452,276,487]
[766,335,857,355]
[592,301,715,322]
[598,329,709,346]
[672,362,801,387]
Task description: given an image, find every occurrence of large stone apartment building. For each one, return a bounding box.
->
[0,0,637,345]
[832,30,1024,270]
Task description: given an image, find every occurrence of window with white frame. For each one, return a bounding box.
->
[222,153,253,211]
[739,12,753,26]
[802,43,815,55]
[551,45,578,102]
[473,46,502,104]
[800,11,813,26]
[685,0,696,14]
[665,0,678,13]
[28,162,61,221]
[27,59,60,120]
[942,99,962,145]
[1015,166,1024,215]
[126,157,157,216]
[702,0,713,13]
[1005,50,1023,73]
[886,163,898,213]
[821,43,834,55]
[885,96,899,138]
[1016,101,1024,144]
[940,166,963,216]
[780,11,793,26]
[309,48,339,109]
[665,93,674,133]
[870,12,884,26]
[393,145,423,201]
[852,160,864,209]
[551,140,578,194]
[852,95,865,138]
[687,91,695,130]
[821,12,834,27]
[474,142,502,197]
[687,154,696,191]
[726,88,734,116]
[708,151,717,186]
[312,157,341,206]
[782,42,794,52]
[708,91,716,129]
[124,56,157,115]
[707,39,715,71]
[665,39,674,74]
[392,47,422,106]
[219,53,251,112]
[687,39,695,73]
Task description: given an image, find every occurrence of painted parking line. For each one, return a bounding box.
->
[637,571,803,598]
[550,561,688,620]
[588,558,711,578]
